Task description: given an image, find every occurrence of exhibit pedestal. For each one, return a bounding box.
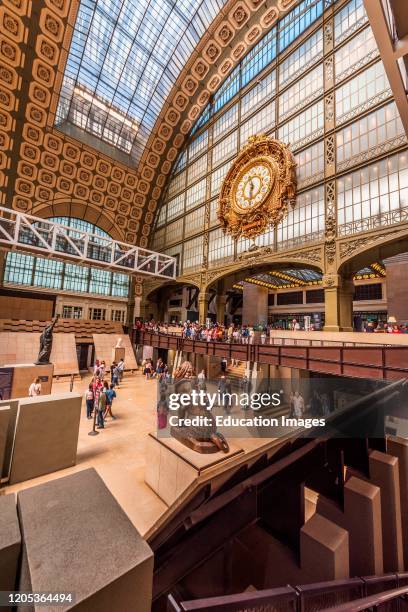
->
[112,346,125,363]
[2,363,54,399]
[145,432,243,506]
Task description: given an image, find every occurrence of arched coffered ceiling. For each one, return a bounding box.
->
[0,0,299,246]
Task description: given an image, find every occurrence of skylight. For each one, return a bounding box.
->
[56,0,227,163]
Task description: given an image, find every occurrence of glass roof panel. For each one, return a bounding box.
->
[56,0,227,163]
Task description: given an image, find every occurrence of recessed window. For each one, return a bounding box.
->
[111,309,125,322]
[62,306,83,319]
[89,308,106,321]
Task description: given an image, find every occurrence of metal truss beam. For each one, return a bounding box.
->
[0,206,176,280]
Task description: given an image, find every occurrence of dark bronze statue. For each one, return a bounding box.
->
[170,361,229,454]
[36,316,58,364]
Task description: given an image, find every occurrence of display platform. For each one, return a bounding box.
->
[1,363,53,399]
[145,432,244,506]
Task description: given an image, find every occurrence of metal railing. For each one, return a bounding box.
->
[0,206,176,279]
[167,575,408,612]
[137,331,408,380]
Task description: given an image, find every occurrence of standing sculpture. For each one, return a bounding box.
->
[170,361,229,454]
[36,316,59,364]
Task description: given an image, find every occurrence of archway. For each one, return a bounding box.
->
[143,280,201,323]
[206,261,325,329]
[339,227,408,327]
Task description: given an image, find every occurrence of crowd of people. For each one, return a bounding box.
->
[137,317,408,339]
[362,320,408,333]
[142,357,170,381]
[138,320,274,343]
[86,358,125,429]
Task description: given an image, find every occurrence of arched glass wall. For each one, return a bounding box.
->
[4,218,130,297]
[153,0,408,276]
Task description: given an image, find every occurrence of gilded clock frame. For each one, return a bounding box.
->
[218,134,297,241]
[231,156,277,214]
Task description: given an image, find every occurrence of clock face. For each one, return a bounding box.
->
[233,162,273,212]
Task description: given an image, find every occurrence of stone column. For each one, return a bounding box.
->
[216,294,227,325]
[384,255,408,324]
[134,296,141,319]
[198,291,210,323]
[323,275,354,332]
[242,282,268,326]
[126,276,136,328]
[369,450,404,572]
[0,252,6,287]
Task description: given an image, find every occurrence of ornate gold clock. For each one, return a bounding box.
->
[218,134,297,240]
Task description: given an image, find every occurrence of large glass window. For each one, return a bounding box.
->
[208,228,234,264]
[334,26,377,82]
[183,235,204,271]
[240,102,275,145]
[213,105,238,142]
[279,63,323,121]
[334,0,367,43]
[336,62,391,125]
[89,269,111,296]
[210,198,220,226]
[185,178,206,211]
[277,186,325,246]
[295,140,325,185]
[278,0,323,53]
[5,218,129,298]
[167,171,186,199]
[167,193,185,221]
[111,273,130,298]
[279,28,323,88]
[184,207,205,237]
[33,259,63,289]
[337,152,408,232]
[210,162,230,198]
[156,205,167,227]
[63,263,89,293]
[187,154,208,183]
[150,227,166,251]
[4,253,34,286]
[212,131,238,167]
[188,130,209,161]
[336,102,406,169]
[213,68,240,113]
[279,100,324,149]
[56,0,228,163]
[241,70,276,119]
[166,220,183,245]
[241,27,277,87]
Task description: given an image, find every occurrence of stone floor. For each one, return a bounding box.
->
[4,372,168,536]
[3,371,280,537]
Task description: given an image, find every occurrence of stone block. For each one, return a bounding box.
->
[0,404,10,481]
[369,450,404,572]
[93,333,137,369]
[0,493,21,591]
[0,398,18,480]
[344,476,383,576]
[3,364,54,399]
[300,513,349,582]
[9,393,81,485]
[17,469,153,611]
[387,436,408,568]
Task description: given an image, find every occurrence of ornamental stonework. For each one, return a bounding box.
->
[0,0,306,246]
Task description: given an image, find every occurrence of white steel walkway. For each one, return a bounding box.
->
[0,206,176,280]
